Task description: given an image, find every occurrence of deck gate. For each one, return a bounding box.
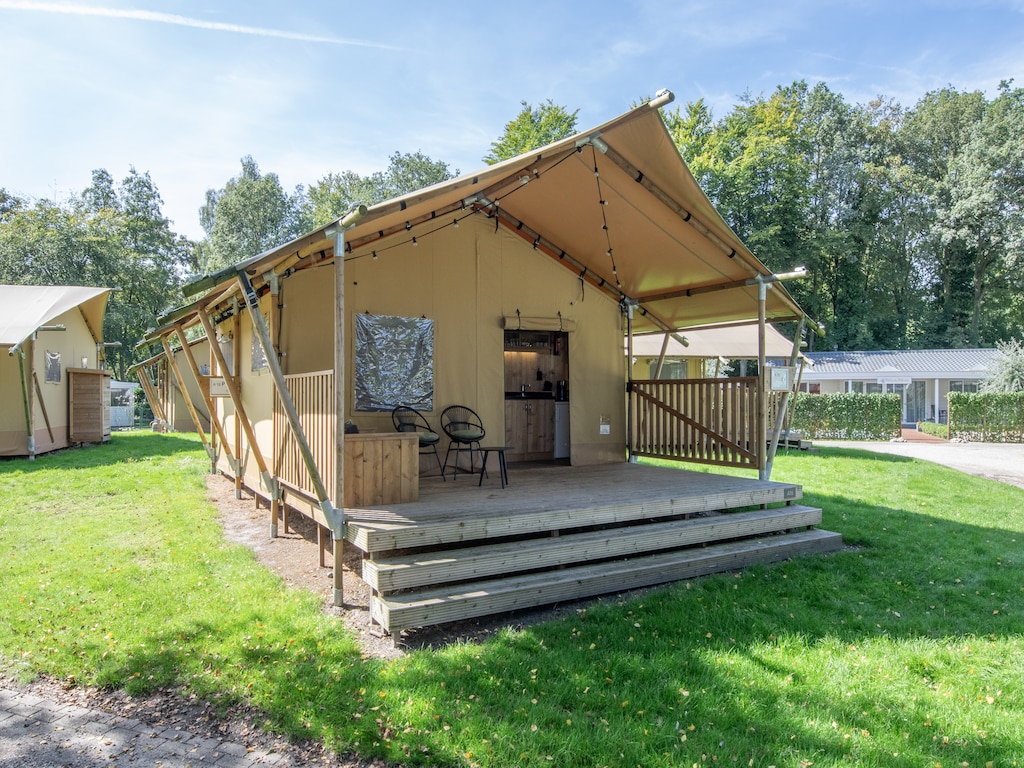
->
[630,377,765,469]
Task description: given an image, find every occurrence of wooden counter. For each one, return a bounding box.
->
[343,432,419,508]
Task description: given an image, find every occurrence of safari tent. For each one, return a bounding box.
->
[132,336,212,433]
[142,92,840,635]
[1,285,114,458]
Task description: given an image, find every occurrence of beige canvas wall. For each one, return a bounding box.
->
[0,306,101,456]
[215,214,629,495]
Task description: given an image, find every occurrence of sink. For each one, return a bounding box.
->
[505,391,554,400]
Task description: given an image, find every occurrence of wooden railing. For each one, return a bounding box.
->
[630,378,764,469]
[272,370,334,500]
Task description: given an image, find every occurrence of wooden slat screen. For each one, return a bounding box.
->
[630,378,763,469]
[272,370,334,499]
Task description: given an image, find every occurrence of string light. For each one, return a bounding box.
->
[453,218,459,228]
[372,250,378,261]
[592,146,621,289]
[412,236,418,246]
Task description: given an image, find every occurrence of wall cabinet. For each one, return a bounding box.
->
[505,398,554,461]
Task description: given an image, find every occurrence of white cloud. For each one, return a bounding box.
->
[0,0,407,49]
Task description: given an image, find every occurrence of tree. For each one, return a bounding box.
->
[0,169,191,379]
[198,156,307,273]
[0,188,22,220]
[304,151,456,228]
[483,100,579,165]
[899,87,987,346]
[982,338,1024,392]
[946,82,1024,345]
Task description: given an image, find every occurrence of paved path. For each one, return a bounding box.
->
[0,682,291,768]
[815,432,1024,490]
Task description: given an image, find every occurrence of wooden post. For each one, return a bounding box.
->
[197,306,278,533]
[232,310,243,500]
[625,301,636,463]
[332,229,347,607]
[135,364,166,424]
[329,205,366,608]
[757,281,768,480]
[161,334,214,459]
[173,325,236,474]
[765,317,806,477]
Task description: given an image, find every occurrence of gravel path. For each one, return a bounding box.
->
[0,675,385,768]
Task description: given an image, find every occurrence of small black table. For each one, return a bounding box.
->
[478,446,509,488]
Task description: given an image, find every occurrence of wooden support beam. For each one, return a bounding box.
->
[172,324,236,470]
[232,310,243,499]
[134,364,166,424]
[160,334,213,458]
[196,307,276,518]
[32,371,54,444]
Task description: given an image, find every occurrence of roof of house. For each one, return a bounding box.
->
[154,90,808,342]
[802,348,998,378]
[1,285,111,350]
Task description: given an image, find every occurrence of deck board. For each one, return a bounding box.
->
[343,463,801,552]
[372,529,844,633]
[363,505,823,591]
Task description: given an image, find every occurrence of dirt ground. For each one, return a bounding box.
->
[207,475,583,660]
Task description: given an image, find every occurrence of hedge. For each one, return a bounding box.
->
[917,421,949,439]
[948,391,1024,443]
[791,393,901,441]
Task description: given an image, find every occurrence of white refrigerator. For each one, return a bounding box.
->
[554,401,570,459]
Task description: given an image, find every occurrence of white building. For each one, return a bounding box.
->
[800,348,999,425]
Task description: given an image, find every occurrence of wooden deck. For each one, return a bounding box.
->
[324,462,843,635]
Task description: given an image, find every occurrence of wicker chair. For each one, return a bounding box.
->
[392,406,444,479]
[440,405,486,480]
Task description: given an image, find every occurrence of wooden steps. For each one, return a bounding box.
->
[371,527,843,634]
[326,463,843,637]
[363,505,823,592]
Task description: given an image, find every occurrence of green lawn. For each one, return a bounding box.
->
[2,432,1022,767]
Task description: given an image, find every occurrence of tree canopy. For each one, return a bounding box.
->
[664,80,1024,351]
[197,156,308,274]
[0,169,192,379]
[483,100,579,165]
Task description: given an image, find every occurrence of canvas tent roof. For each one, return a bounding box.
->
[167,90,806,336]
[1,285,110,350]
[631,324,800,360]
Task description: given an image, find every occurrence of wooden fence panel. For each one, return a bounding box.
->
[272,370,335,499]
[631,378,762,469]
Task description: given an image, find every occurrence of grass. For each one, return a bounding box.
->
[2,432,1023,767]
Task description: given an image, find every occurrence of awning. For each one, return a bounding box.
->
[170,90,808,337]
[631,323,800,360]
[1,285,111,351]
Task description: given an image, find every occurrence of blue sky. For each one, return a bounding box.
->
[2,1,1022,240]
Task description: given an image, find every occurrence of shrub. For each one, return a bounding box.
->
[948,391,1024,443]
[791,393,900,440]
[918,420,949,439]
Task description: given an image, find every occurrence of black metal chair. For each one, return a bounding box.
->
[440,405,486,480]
[392,406,445,479]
